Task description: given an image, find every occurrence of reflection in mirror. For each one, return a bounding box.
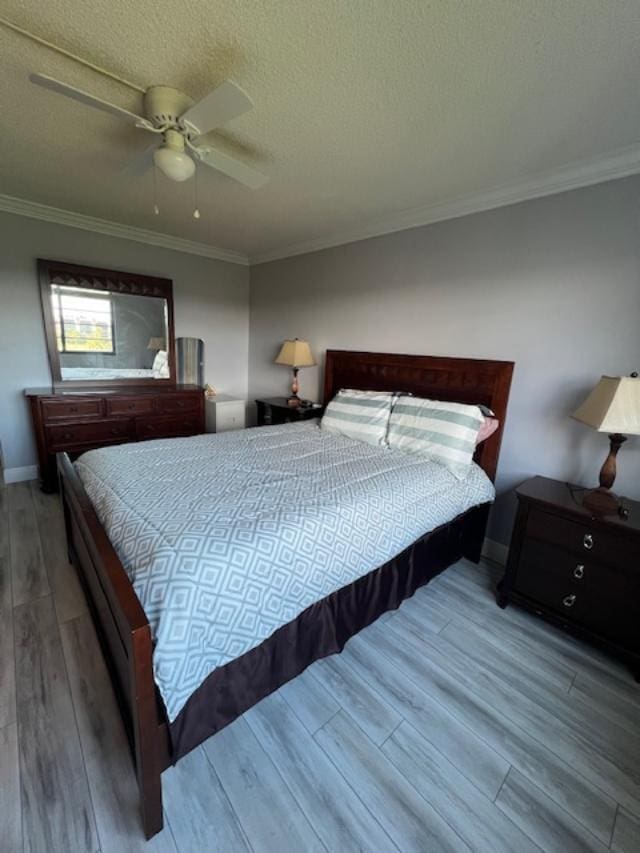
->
[50,283,170,382]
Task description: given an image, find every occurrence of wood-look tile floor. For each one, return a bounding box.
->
[1,480,639,852]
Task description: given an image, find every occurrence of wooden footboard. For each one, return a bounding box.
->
[58,453,168,839]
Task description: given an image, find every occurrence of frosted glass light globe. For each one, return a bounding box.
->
[153,146,195,182]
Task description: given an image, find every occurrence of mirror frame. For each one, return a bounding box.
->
[38,258,176,389]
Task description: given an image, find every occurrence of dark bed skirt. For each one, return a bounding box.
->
[168,502,489,760]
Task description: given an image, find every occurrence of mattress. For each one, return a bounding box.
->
[75,420,494,720]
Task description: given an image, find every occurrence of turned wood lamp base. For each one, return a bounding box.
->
[582,433,627,515]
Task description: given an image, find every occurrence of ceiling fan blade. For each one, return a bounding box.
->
[181,80,253,135]
[30,73,146,124]
[122,142,157,177]
[194,145,268,189]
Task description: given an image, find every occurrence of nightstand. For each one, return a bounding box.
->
[205,395,246,433]
[255,397,324,427]
[499,476,640,679]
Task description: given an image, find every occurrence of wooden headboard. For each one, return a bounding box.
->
[323,350,514,482]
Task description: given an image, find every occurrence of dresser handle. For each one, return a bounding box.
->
[110,428,120,435]
[573,564,585,579]
[63,431,72,439]
[583,533,594,550]
[562,593,577,608]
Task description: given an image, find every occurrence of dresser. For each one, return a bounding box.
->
[26,385,204,492]
[255,397,324,426]
[499,476,640,679]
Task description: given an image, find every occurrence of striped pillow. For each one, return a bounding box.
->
[321,389,393,446]
[388,396,485,478]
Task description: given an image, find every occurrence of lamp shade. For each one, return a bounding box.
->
[572,375,640,434]
[147,337,166,350]
[274,339,316,368]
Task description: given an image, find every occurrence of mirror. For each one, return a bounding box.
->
[38,260,176,388]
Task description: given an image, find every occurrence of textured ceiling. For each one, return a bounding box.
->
[1,1,639,261]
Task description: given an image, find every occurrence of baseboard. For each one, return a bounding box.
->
[3,465,38,485]
[481,537,508,566]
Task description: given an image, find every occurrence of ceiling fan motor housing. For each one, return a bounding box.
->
[144,86,194,131]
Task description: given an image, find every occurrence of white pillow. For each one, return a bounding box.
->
[321,389,393,446]
[152,350,169,378]
[388,395,485,478]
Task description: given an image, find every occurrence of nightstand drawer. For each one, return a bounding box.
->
[516,539,592,620]
[526,507,640,570]
[515,539,639,646]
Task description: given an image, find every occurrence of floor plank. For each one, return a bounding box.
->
[570,675,640,736]
[495,768,608,853]
[60,615,177,853]
[611,807,640,853]
[382,721,538,853]
[435,569,633,684]
[162,746,251,852]
[7,482,35,513]
[14,596,99,853]
[37,510,87,624]
[316,710,470,852]
[202,715,325,852]
[245,691,398,852]
[311,653,402,746]
[278,665,339,734]
[0,506,16,728]
[387,588,452,635]
[359,620,617,844]
[387,617,640,815]
[341,633,511,800]
[0,723,22,853]
[9,490,50,607]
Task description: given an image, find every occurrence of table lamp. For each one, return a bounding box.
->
[275,338,316,406]
[572,373,640,514]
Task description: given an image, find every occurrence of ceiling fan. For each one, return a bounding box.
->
[29,72,268,188]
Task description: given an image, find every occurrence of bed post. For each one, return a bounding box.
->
[131,626,164,839]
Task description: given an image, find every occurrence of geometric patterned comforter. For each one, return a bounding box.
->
[75,421,494,721]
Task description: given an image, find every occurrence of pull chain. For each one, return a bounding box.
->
[153,165,160,215]
[193,167,201,219]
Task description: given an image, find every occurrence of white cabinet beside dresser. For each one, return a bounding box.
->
[205,395,246,433]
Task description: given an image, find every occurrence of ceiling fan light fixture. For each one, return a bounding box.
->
[153,129,195,181]
[153,145,195,182]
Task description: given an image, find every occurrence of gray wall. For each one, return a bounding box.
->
[0,211,249,472]
[249,177,640,546]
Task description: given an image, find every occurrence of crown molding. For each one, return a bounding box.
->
[0,193,249,266]
[251,144,640,264]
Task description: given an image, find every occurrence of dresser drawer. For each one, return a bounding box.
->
[526,507,640,570]
[47,419,134,450]
[105,396,157,416]
[157,393,200,414]
[41,398,103,420]
[136,414,202,440]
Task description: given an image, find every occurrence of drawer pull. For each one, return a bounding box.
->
[176,401,185,408]
[562,593,577,608]
[573,564,585,579]
[583,533,594,550]
[69,405,78,413]
[110,428,121,435]
[63,431,73,439]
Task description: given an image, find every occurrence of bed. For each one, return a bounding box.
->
[58,350,514,838]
